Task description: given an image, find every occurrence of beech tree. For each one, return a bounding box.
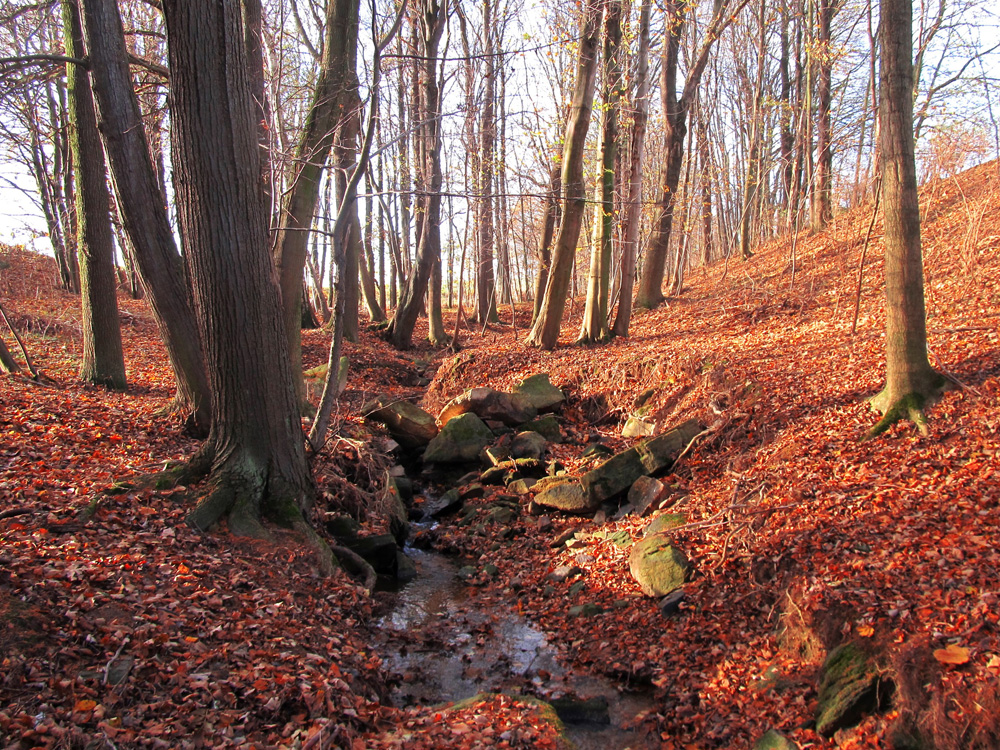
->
[161,0,331,570]
[524,0,602,350]
[868,0,944,435]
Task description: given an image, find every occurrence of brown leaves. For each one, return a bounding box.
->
[934,644,971,665]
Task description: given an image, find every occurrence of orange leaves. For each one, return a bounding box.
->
[934,644,971,665]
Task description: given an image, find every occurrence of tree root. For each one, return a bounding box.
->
[866,374,950,439]
[331,544,377,593]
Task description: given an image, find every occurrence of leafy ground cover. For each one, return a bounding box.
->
[2,160,999,749]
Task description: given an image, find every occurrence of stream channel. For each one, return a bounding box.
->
[376,544,656,749]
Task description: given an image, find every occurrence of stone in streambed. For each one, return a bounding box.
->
[423,412,495,463]
[511,431,548,460]
[521,415,563,443]
[815,641,891,737]
[438,387,537,427]
[549,696,610,725]
[533,479,598,515]
[362,395,439,449]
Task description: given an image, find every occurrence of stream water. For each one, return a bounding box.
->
[376,547,656,749]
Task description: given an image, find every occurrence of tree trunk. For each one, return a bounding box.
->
[388,0,447,350]
[531,160,561,326]
[610,0,650,338]
[810,0,836,232]
[80,0,211,430]
[868,0,942,435]
[63,0,126,391]
[635,0,742,309]
[579,0,623,344]
[524,0,602,350]
[162,0,328,569]
[274,0,360,400]
[474,0,498,325]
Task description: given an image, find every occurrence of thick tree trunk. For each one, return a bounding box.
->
[611,0,650,338]
[524,0,602,350]
[868,0,942,435]
[162,0,328,569]
[274,0,360,399]
[63,0,126,391]
[474,0,498,326]
[579,0,622,344]
[80,0,211,429]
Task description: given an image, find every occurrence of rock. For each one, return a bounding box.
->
[511,431,548,460]
[753,730,796,750]
[512,373,565,411]
[438,387,538,427]
[480,466,509,485]
[423,412,495,463]
[457,565,477,581]
[388,464,406,477]
[568,602,603,617]
[507,478,537,494]
[659,588,686,617]
[533,479,598,514]
[421,488,463,519]
[396,551,418,583]
[574,552,595,565]
[622,416,655,437]
[581,419,702,505]
[550,696,610,725]
[634,387,657,410]
[547,565,582,583]
[606,530,632,548]
[568,581,586,597]
[613,504,634,520]
[459,483,485,500]
[484,505,515,525]
[384,477,411,545]
[583,442,614,459]
[393,476,414,501]
[645,513,687,536]
[628,534,690,597]
[344,534,398,575]
[482,563,500,578]
[484,443,512,466]
[629,476,668,516]
[537,515,552,531]
[591,509,607,525]
[325,513,359,541]
[521,415,563,443]
[362,395,439,449]
[550,528,578,548]
[815,641,890,737]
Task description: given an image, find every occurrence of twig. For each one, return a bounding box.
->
[0,299,38,379]
[0,508,31,521]
[302,721,331,750]
[671,425,716,466]
[851,178,882,335]
[103,637,130,686]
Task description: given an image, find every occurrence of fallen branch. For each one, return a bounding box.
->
[0,507,31,521]
[0,298,38,379]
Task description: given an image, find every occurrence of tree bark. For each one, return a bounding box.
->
[579,0,622,344]
[63,0,126,391]
[274,0,360,400]
[610,0,650,338]
[531,160,561,327]
[387,0,447,350]
[524,0,602,350]
[868,0,942,435]
[810,0,836,232]
[162,0,328,569]
[80,0,211,429]
[635,0,743,309]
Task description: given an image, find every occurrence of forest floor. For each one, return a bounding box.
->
[2,160,1000,750]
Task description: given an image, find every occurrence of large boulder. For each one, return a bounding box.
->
[343,533,398,575]
[628,534,690,597]
[533,479,598,514]
[513,373,565,411]
[581,419,701,505]
[384,476,411,545]
[423,412,495,463]
[438,387,537,427]
[362,395,439,449]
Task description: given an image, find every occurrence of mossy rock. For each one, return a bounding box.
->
[816,641,892,737]
[362,395,439,448]
[628,535,690,597]
[512,373,565,411]
[533,479,598,515]
[645,513,687,536]
[753,729,796,750]
[423,412,495,463]
[521,414,563,443]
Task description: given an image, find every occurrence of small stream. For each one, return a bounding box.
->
[376,547,655,749]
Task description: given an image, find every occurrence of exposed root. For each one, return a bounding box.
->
[331,544,375,592]
[867,375,949,439]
